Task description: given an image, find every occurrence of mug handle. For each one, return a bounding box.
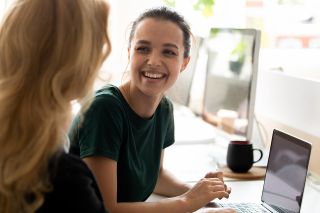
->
[253,149,263,163]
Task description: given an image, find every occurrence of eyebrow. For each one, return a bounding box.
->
[135,40,179,50]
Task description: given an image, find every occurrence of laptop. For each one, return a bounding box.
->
[212,129,312,213]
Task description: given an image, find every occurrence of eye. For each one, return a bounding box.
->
[163,49,177,57]
[136,46,150,54]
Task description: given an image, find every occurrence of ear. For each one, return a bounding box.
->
[180,56,191,73]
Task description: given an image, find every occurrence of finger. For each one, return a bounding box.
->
[226,186,232,194]
[210,191,230,200]
[206,177,224,183]
[210,185,226,192]
[209,185,230,197]
[205,171,223,179]
[216,171,223,180]
[208,181,226,190]
[222,191,230,199]
[214,189,230,199]
[201,178,224,187]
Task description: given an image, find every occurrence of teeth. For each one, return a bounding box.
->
[144,72,164,79]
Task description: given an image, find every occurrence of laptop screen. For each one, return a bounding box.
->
[261,130,312,213]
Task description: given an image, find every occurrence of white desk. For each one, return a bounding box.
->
[148,106,320,212]
[147,179,320,212]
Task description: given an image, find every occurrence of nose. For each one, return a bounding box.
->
[147,51,161,67]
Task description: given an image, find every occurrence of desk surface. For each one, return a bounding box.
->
[147,179,320,212]
[155,107,320,212]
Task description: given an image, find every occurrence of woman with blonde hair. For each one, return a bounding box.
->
[0,0,111,212]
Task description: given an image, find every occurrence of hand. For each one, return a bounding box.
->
[181,178,229,212]
[204,172,231,197]
[196,207,236,213]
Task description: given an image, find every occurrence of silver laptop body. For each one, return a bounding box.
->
[213,129,312,213]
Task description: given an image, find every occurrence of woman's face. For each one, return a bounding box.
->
[127,18,190,98]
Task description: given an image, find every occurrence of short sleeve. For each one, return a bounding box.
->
[163,98,175,149]
[38,153,108,213]
[78,94,124,161]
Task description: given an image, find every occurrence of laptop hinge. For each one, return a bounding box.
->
[261,202,278,213]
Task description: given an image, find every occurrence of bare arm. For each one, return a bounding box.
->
[153,150,191,197]
[84,156,231,213]
[84,156,188,213]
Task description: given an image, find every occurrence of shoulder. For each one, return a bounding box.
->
[85,84,125,117]
[158,96,174,113]
[51,152,93,181]
[39,152,107,213]
[155,96,174,124]
[92,84,124,108]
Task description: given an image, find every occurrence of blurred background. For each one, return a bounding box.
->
[2,0,319,81]
[1,0,319,176]
[105,0,320,82]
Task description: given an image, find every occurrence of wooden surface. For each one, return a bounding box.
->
[219,166,266,180]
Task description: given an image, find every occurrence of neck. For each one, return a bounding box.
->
[119,82,162,118]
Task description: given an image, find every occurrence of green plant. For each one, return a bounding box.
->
[193,0,215,17]
[231,40,246,63]
[162,0,215,17]
[162,0,175,7]
[229,40,247,74]
[210,28,220,38]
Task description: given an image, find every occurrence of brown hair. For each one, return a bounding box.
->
[128,6,192,58]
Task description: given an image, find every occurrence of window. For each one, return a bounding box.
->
[165,0,320,80]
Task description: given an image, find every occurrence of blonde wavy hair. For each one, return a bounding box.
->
[0,0,111,212]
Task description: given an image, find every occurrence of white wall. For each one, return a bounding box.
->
[259,49,320,81]
[255,69,320,176]
[102,0,164,77]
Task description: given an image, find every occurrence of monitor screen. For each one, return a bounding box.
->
[202,28,260,141]
[166,36,203,106]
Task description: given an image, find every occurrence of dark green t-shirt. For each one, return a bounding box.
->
[69,84,175,202]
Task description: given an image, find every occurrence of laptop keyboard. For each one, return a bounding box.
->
[219,203,269,213]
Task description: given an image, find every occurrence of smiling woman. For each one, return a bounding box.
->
[68,6,234,213]
[125,18,189,106]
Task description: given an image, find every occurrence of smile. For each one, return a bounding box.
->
[142,71,166,79]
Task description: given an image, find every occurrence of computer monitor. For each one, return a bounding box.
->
[202,28,261,141]
[166,36,203,106]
